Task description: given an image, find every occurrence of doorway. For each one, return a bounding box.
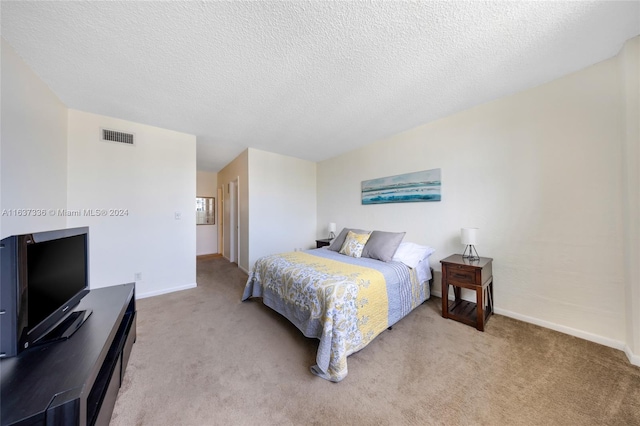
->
[229,177,240,264]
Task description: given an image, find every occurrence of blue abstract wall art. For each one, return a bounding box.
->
[361,168,441,204]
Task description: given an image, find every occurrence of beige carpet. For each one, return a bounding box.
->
[110,256,640,425]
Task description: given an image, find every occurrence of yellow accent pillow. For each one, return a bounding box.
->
[339,230,371,258]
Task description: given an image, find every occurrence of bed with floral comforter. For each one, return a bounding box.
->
[242,248,430,382]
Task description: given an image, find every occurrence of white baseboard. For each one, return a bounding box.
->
[494,307,626,351]
[136,282,197,299]
[624,345,640,366]
[432,296,640,366]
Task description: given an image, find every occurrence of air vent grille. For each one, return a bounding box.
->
[101,128,135,146]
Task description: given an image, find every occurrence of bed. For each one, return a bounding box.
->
[242,232,434,382]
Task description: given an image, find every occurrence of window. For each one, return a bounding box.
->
[196,197,215,225]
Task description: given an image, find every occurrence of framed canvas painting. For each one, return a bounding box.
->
[362,168,441,204]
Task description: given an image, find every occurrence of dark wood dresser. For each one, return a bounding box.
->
[1,283,136,426]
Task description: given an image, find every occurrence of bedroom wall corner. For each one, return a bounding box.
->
[619,36,640,364]
[66,109,197,298]
[247,148,317,271]
[1,38,68,238]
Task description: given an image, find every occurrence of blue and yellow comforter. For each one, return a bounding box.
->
[242,249,429,382]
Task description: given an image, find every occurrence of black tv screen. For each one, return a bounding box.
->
[27,235,87,328]
[0,227,90,357]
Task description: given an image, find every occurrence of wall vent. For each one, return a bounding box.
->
[101,128,135,146]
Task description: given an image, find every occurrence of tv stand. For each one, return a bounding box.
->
[0,283,136,426]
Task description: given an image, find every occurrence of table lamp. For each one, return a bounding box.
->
[328,223,336,239]
[461,227,480,260]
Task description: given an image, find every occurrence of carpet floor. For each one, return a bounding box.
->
[110,256,640,425]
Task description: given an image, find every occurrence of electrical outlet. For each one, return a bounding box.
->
[134,272,142,281]
[174,212,181,220]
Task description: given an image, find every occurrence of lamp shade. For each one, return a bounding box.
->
[461,227,478,245]
[328,223,337,234]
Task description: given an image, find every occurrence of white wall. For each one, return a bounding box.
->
[248,148,316,269]
[1,39,68,238]
[318,48,629,352]
[196,171,218,255]
[1,39,198,301]
[620,37,640,363]
[66,109,197,298]
[217,148,317,273]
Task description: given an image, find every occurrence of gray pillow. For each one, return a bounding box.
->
[328,228,370,251]
[361,231,406,262]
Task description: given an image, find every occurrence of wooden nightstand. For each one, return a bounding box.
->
[440,254,494,331]
[315,238,332,248]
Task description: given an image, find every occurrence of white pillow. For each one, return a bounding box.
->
[392,242,435,268]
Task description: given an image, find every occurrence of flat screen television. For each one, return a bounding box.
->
[0,227,90,358]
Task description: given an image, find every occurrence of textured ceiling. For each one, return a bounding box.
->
[2,1,639,172]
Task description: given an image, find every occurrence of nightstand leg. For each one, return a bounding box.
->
[442,283,449,318]
[476,286,484,331]
[441,268,448,318]
[486,282,494,315]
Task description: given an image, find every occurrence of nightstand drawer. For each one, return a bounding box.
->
[448,268,475,284]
